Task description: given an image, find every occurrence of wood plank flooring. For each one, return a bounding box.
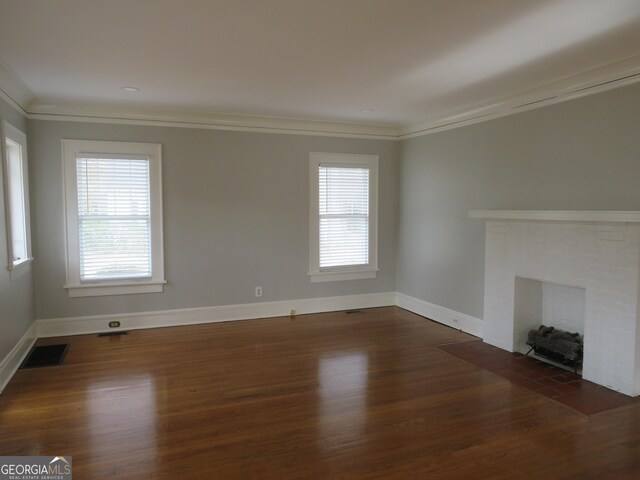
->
[1,306,640,479]
[438,340,639,415]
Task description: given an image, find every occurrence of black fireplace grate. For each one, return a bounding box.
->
[21,344,69,368]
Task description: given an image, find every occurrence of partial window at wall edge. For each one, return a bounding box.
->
[1,120,33,281]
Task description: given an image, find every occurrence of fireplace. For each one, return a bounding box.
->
[470,210,640,396]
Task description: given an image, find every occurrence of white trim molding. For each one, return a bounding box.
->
[61,140,165,297]
[396,292,483,338]
[0,59,33,116]
[469,210,640,223]
[37,292,397,337]
[29,56,640,142]
[0,48,638,140]
[0,292,483,390]
[309,269,378,283]
[28,104,400,140]
[0,322,37,394]
[35,292,483,339]
[64,280,167,298]
[308,152,379,282]
[398,52,640,139]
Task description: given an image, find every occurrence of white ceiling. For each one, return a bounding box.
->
[1,0,640,135]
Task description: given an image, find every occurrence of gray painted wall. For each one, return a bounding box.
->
[0,96,35,361]
[397,82,640,320]
[12,76,640,335]
[28,120,399,319]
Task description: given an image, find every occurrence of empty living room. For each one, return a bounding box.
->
[2,1,640,478]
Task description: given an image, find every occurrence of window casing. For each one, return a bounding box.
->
[2,121,32,280]
[62,140,165,297]
[309,152,378,282]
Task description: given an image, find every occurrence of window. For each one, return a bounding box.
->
[62,140,165,297]
[309,152,378,282]
[2,121,32,280]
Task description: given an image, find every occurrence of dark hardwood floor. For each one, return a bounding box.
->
[438,340,638,415]
[1,306,640,479]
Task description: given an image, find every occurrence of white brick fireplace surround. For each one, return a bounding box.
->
[470,211,640,396]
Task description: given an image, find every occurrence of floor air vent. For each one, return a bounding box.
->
[98,331,128,337]
[21,344,69,368]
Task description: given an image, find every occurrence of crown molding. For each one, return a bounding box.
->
[0,55,401,139]
[0,59,33,116]
[27,104,401,139]
[2,50,640,140]
[399,51,640,139]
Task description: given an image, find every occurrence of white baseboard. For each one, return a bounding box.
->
[0,322,37,394]
[396,292,483,338]
[37,291,397,337]
[37,291,484,339]
[0,292,483,392]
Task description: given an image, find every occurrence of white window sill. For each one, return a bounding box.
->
[65,280,166,298]
[8,257,33,281]
[308,268,378,283]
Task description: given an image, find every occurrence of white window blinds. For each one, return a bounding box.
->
[319,165,370,268]
[76,155,152,281]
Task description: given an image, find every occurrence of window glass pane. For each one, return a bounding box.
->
[319,166,369,268]
[76,157,152,280]
[320,217,369,267]
[6,139,27,263]
[319,167,369,215]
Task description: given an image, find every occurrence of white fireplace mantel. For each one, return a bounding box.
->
[469,210,640,223]
[475,210,640,396]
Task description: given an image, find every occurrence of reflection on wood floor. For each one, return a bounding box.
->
[2,306,640,479]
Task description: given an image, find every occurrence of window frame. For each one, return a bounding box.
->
[308,152,378,283]
[1,120,33,281]
[62,139,165,297]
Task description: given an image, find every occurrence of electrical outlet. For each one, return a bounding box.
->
[109,321,121,328]
[255,286,263,297]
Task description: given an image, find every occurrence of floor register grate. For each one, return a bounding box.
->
[21,344,69,368]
